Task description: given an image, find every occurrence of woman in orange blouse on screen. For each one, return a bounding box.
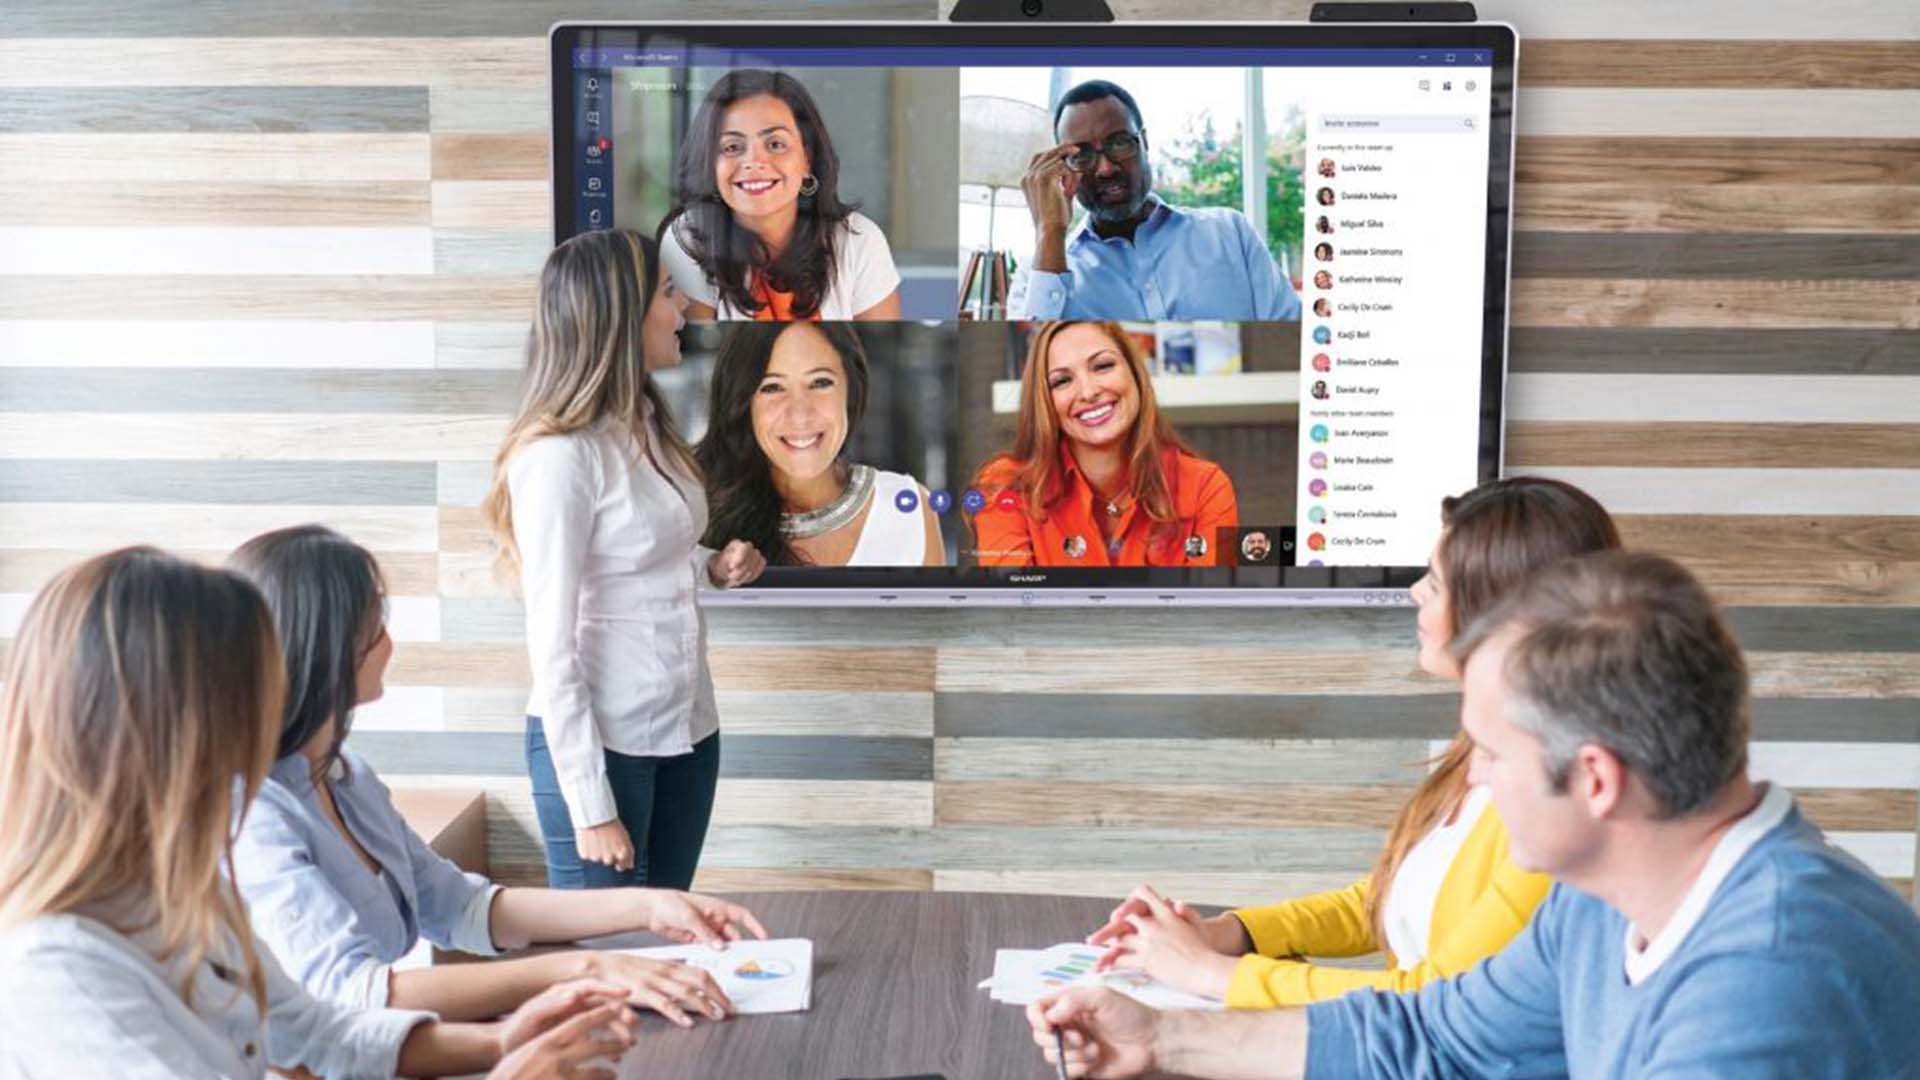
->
[971,321,1237,567]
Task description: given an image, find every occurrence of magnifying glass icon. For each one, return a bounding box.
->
[1464,117,1475,129]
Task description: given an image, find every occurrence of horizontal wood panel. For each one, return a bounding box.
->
[1519,467,1920,515]
[0,413,507,461]
[0,460,437,505]
[0,1,931,37]
[1508,374,1920,422]
[0,181,432,227]
[1518,89,1920,139]
[431,180,549,229]
[1513,233,1920,278]
[937,738,1433,785]
[1098,1,1920,40]
[433,134,547,180]
[1510,279,1920,330]
[0,39,547,87]
[383,642,939,691]
[0,275,534,319]
[0,368,516,412]
[929,870,1383,907]
[0,547,440,597]
[1507,422,1920,468]
[0,86,428,132]
[0,133,430,182]
[0,319,438,368]
[1678,560,1920,607]
[1508,329,1920,376]
[1520,40,1920,90]
[1514,185,1920,235]
[440,688,937,736]
[937,782,1417,828]
[0,226,434,276]
[0,503,439,551]
[692,869,936,893]
[1515,138,1920,185]
[1618,515,1920,562]
[1796,788,1920,832]
[938,648,1443,696]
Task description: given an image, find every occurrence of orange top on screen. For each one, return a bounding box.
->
[972,446,1238,568]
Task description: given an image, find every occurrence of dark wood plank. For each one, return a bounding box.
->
[433,134,546,181]
[0,460,437,505]
[0,368,518,413]
[1618,515,1920,563]
[356,732,934,781]
[1509,329,1920,375]
[1517,138,1920,186]
[0,0,935,35]
[1507,421,1920,468]
[0,87,427,133]
[1522,41,1920,90]
[1513,234,1920,280]
[1514,183,1920,236]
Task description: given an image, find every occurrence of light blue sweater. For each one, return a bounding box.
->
[1306,801,1920,1079]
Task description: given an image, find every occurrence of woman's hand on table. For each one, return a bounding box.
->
[1087,885,1240,999]
[492,980,637,1080]
[637,889,770,948]
[572,952,734,1027]
[707,540,765,588]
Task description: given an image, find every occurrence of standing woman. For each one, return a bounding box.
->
[0,548,637,1079]
[661,69,902,321]
[484,228,766,891]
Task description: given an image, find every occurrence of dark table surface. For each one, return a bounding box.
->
[605,890,1202,1080]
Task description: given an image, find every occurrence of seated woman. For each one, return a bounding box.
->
[228,525,770,1026]
[972,320,1236,567]
[0,547,636,1079]
[661,69,901,321]
[1083,477,1621,1008]
[699,322,943,567]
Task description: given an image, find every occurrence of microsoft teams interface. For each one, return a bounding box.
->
[562,40,1498,585]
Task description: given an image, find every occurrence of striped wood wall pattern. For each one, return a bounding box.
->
[1,1,1915,904]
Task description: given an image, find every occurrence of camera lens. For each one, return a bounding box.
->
[1021,0,1044,15]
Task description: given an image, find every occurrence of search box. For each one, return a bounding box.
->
[1317,114,1478,135]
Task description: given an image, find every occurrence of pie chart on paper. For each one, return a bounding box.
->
[735,958,796,980]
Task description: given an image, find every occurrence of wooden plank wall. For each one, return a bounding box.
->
[1,1,1915,903]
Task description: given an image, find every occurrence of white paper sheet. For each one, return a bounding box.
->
[616,937,813,1015]
[977,942,1223,1011]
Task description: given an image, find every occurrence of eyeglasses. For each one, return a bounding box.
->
[1063,132,1142,173]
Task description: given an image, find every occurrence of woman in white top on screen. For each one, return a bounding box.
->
[228,525,768,1034]
[659,69,902,322]
[698,322,943,568]
[483,228,766,892]
[0,548,636,1080]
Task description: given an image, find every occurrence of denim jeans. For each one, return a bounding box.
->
[524,718,719,890]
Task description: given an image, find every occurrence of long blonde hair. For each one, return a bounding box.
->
[0,547,285,1010]
[484,227,699,583]
[1365,478,1621,946]
[980,321,1194,539]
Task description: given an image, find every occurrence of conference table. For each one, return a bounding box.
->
[599,890,1209,1080]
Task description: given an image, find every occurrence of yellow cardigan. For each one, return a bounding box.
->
[1226,800,1551,1009]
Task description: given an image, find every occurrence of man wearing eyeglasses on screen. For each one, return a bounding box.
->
[1011,79,1302,322]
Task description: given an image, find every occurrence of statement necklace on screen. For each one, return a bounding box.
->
[780,464,873,540]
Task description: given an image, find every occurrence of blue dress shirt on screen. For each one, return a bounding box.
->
[1012,196,1303,321]
[1303,789,1920,1080]
[232,750,503,1010]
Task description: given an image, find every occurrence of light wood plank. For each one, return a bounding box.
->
[0,320,437,368]
[0,86,430,134]
[1518,90,1920,139]
[1514,184,1920,234]
[0,276,535,320]
[1681,560,1920,607]
[0,226,434,275]
[386,642,937,692]
[0,413,507,462]
[1619,515,1920,563]
[1515,138,1920,186]
[433,134,546,181]
[429,87,545,134]
[0,133,429,182]
[1746,654,1920,700]
[1511,279,1920,331]
[1516,467,1920,516]
[936,739,1433,786]
[1795,788,1920,832]
[441,687,937,736]
[0,181,431,226]
[0,504,439,552]
[1507,422,1920,468]
[1096,0,1920,39]
[934,870,1377,906]
[0,38,547,89]
[431,181,550,229]
[1508,374,1920,423]
[939,648,1485,696]
[693,869,935,892]
[708,781,933,828]
[1520,40,1920,90]
[937,782,1416,828]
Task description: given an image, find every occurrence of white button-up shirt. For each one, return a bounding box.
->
[508,415,719,829]
[0,911,433,1080]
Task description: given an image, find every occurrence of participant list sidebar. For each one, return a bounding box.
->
[1292,63,1492,568]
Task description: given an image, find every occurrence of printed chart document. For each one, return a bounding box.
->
[978,943,1223,1011]
[617,938,813,1014]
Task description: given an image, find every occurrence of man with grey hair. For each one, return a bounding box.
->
[1029,551,1920,1079]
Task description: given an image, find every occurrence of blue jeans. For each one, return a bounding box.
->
[525,718,719,890]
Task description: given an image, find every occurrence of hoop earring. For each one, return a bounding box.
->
[798,174,819,197]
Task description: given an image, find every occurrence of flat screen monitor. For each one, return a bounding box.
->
[549,20,1516,605]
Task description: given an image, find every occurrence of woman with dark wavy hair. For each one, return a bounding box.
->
[661,69,902,322]
[699,322,941,566]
